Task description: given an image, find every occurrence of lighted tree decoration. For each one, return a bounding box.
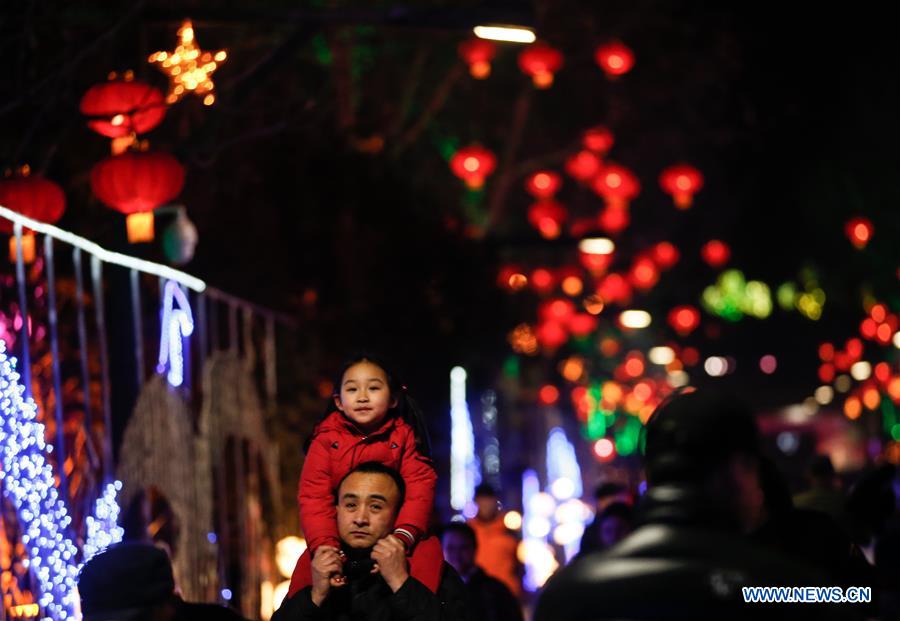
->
[149,19,226,106]
[0,338,125,620]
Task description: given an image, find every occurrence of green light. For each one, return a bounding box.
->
[587,411,606,440]
[503,355,520,379]
[777,282,797,310]
[702,270,772,321]
[614,418,642,456]
[892,424,900,442]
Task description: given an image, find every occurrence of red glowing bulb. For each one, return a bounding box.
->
[845,217,873,249]
[701,240,731,268]
[594,42,635,77]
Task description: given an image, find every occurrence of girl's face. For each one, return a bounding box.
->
[335,361,397,433]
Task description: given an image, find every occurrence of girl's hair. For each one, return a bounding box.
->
[306,352,432,458]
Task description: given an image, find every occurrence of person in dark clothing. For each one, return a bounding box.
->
[78,542,248,621]
[577,483,633,556]
[535,390,863,621]
[440,522,523,621]
[273,462,468,621]
[793,455,848,528]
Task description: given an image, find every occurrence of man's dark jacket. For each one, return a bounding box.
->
[272,561,469,621]
[462,568,523,621]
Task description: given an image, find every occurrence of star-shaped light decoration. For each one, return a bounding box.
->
[149,19,226,106]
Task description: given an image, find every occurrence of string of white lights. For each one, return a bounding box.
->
[0,205,205,292]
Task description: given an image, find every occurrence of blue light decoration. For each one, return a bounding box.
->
[82,481,125,563]
[1,339,124,620]
[520,468,558,591]
[156,280,194,387]
[545,427,586,562]
[449,366,479,515]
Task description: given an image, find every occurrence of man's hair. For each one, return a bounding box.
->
[474,483,498,498]
[440,522,478,549]
[336,461,406,506]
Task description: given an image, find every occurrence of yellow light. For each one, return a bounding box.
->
[560,356,584,382]
[578,237,615,255]
[648,346,675,366]
[619,310,651,329]
[583,294,605,315]
[814,385,834,405]
[150,19,225,104]
[9,604,40,618]
[273,580,291,612]
[276,536,308,579]
[473,25,536,43]
[503,510,523,530]
[126,212,155,243]
[844,396,862,420]
[561,275,583,297]
[850,361,872,381]
[9,233,36,264]
[862,387,881,411]
[203,94,215,106]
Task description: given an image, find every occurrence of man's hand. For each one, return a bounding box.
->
[311,546,345,606]
[371,535,409,593]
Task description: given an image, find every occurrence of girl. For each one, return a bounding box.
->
[288,354,443,596]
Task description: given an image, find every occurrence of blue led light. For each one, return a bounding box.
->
[156,281,194,387]
[1,339,124,620]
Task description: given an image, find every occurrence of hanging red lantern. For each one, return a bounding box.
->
[80,77,167,139]
[531,268,556,294]
[594,41,635,78]
[667,305,700,336]
[564,150,603,182]
[0,171,66,263]
[458,38,497,79]
[527,200,568,239]
[90,151,185,243]
[651,241,680,270]
[525,170,562,199]
[629,257,659,290]
[518,42,564,89]
[536,320,568,349]
[598,205,630,235]
[845,217,874,249]
[578,237,615,275]
[659,163,704,209]
[539,298,577,323]
[582,126,614,155]
[592,163,640,208]
[568,313,598,337]
[701,240,731,268]
[597,273,631,305]
[450,144,496,189]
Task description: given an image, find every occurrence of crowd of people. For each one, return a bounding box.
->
[79,357,900,620]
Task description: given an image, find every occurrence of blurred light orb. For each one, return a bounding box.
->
[704,356,728,377]
[504,511,523,530]
[759,355,777,375]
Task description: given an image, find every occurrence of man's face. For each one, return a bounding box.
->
[336,472,401,549]
[475,494,499,520]
[442,531,476,576]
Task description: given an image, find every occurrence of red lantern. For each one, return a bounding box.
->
[518,42,564,89]
[568,313,598,337]
[845,217,873,249]
[667,305,700,336]
[594,41,635,78]
[458,38,497,79]
[598,205,630,235]
[592,163,640,208]
[80,78,167,138]
[450,145,496,189]
[90,151,185,243]
[659,164,704,209]
[0,173,66,263]
[536,320,568,350]
[579,241,614,275]
[582,126,614,155]
[565,150,602,182]
[527,200,568,239]
[531,268,556,294]
[651,241,680,270]
[597,273,631,305]
[539,298,577,323]
[701,240,731,268]
[525,170,562,199]
[629,257,659,290]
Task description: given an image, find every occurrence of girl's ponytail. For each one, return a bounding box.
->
[396,391,432,459]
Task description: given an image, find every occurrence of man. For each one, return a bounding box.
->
[535,390,861,621]
[578,483,633,556]
[79,542,247,621]
[467,484,520,596]
[440,522,523,621]
[274,462,467,621]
